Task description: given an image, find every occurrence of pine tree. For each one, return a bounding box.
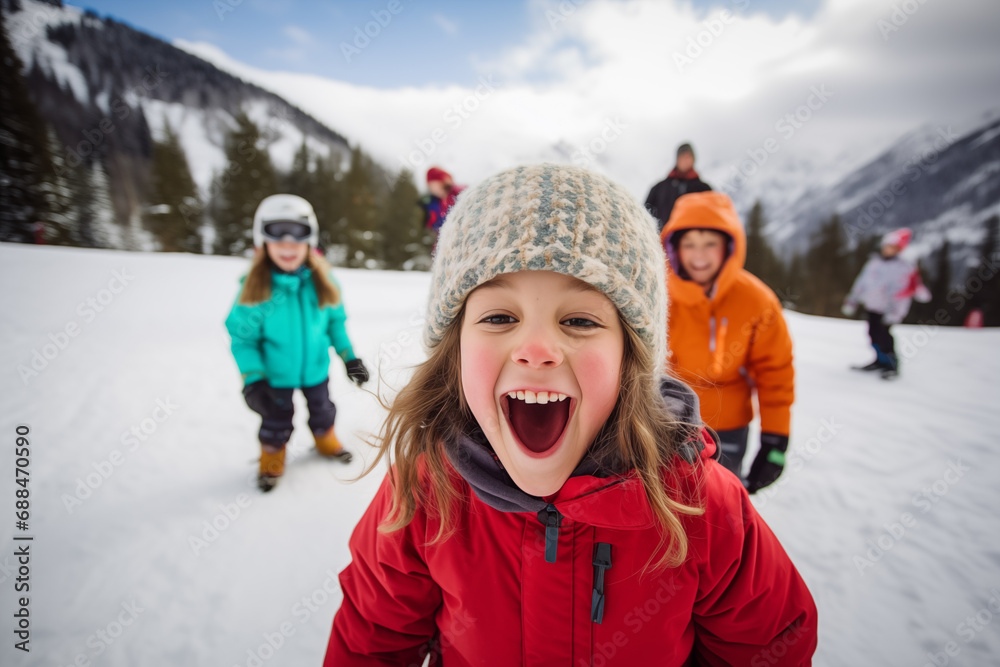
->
[784,253,806,311]
[800,214,851,317]
[146,121,202,252]
[377,169,423,270]
[744,200,785,294]
[88,160,121,248]
[212,112,277,255]
[285,138,313,200]
[310,152,347,257]
[972,215,999,326]
[0,9,55,243]
[40,127,77,245]
[925,239,954,325]
[341,146,379,268]
[67,158,118,248]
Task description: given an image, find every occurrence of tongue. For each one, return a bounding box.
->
[507,399,570,453]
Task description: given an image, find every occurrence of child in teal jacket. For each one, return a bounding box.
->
[225,194,369,492]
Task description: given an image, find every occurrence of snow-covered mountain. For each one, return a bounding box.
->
[3,0,350,222]
[762,112,1000,261]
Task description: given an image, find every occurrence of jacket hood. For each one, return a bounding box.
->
[659,192,746,303]
[442,376,709,528]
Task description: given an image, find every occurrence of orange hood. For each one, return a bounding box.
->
[659,192,746,304]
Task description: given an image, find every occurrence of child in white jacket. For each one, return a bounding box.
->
[842,228,931,378]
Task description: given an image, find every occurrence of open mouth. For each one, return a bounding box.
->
[503,390,572,454]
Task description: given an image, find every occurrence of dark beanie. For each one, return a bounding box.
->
[677,142,694,158]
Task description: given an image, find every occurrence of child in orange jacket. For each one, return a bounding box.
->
[660,192,794,493]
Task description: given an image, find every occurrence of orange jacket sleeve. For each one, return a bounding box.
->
[745,298,795,436]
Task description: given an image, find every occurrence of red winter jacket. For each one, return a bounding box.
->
[325,427,816,665]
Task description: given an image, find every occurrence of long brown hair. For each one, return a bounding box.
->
[238,247,341,306]
[365,303,706,569]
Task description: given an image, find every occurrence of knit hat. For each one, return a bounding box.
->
[426,166,452,184]
[882,227,912,250]
[425,163,669,370]
[676,142,694,159]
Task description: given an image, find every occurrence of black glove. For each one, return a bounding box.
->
[242,380,275,416]
[745,432,788,494]
[345,358,369,386]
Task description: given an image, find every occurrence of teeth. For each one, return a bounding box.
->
[507,391,569,403]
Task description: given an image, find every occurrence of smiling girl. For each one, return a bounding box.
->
[225,195,369,492]
[325,165,816,665]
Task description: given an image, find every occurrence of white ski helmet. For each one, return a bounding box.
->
[252,194,319,248]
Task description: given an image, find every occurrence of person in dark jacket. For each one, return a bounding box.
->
[645,142,712,233]
[325,164,817,665]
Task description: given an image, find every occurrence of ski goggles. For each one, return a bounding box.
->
[261,220,312,243]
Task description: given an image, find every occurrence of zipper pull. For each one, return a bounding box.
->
[536,504,563,563]
[591,542,613,624]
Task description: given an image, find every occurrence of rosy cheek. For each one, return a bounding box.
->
[460,338,502,432]
[575,344,621,415]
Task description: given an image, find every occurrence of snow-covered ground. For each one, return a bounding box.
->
[0,243,997,666]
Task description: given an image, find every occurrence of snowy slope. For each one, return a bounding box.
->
[1,243,998,666]
[5,0,348,198]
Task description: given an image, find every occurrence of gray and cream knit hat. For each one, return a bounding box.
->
[425,163,669,368]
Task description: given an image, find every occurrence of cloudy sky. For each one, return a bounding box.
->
[74,0,1000,205]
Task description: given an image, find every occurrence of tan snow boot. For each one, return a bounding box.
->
[314,427,353,463]
[258,445,286,492]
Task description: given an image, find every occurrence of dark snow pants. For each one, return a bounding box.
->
[716,427,749,478]
[867,311,895,359]
[253,379,337,447]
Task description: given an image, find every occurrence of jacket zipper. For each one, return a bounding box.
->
[591,542,612,624]
[536,504,563,564]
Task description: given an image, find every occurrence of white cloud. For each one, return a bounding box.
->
[432,13,459,36]
[282,25,313,46]
[176,0,1000,210]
